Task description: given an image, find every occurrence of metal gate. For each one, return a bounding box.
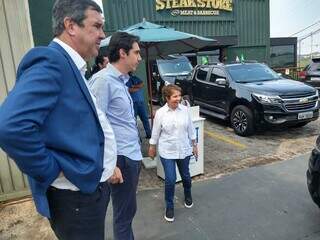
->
[0,0,34,201]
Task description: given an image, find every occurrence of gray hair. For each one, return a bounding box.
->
[52,0,102,37]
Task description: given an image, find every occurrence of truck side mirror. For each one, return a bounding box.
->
[216,78,227,86]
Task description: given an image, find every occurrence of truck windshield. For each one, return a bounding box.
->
[158,59,193,77]
[226,63,280,83]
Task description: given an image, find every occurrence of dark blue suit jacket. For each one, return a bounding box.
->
[0,42,105,217]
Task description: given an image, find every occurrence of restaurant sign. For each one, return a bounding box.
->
[155,0,233,16]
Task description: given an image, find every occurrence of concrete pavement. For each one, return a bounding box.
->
[106,154,320,240]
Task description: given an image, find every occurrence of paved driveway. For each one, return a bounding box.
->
[106,154,320,240]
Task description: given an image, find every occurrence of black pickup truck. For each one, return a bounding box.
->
[152,56,193,105]
[175,62,319,136]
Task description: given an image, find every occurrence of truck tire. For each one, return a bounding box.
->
[307,170,320,208]
[307,147,320,208]
[231,105,254,136]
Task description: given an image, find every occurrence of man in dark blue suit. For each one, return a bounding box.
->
[0,0,122,239]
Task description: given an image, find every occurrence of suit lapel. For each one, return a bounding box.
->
[48,41,99,119]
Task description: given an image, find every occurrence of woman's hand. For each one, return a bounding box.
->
[148,145,156,159]
[193,145,198,159]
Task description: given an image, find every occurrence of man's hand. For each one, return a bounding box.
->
[108,167,123,184]
[148,145,156,159]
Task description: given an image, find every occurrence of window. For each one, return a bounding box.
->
[270,45,295,68]
[158,60,193,76]
[196,67,210,81]
[197,49,220,65]
[226,63,279,83]
[209,68,226,83]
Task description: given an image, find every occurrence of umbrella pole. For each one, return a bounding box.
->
[145,48,154,127]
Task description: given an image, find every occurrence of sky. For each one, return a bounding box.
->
[270,0,320,55]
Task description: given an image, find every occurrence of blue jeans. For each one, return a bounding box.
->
[47,182,110,240]
[160,156,192,210]
[109,155,141,240]
[133,101,151,138]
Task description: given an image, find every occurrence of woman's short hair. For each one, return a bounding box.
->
[162,84,182,100]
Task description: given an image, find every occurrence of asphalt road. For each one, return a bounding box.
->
[2,109,320,240]
[106,154,320,240]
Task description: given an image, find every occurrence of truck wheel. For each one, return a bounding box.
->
[307,170,320,208]
[231,105,254,136]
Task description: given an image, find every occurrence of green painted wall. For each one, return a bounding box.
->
[102,0,270,63]
[102,0,236,37]
[28,0,54,46]
[27,0,270,63]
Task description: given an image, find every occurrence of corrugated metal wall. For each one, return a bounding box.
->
[27,0,270,62]
[0,0,33,201]
[103,0,237,37]
[235,0,269,46]
[103,0,270,62]
[228,0,270,62]
[28,0,54,46]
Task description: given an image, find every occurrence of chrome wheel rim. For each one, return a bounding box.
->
[233,110,247,133]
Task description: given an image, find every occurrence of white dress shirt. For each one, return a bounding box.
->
[90,64,142,160]
[149,103,196,159]
[51,38,117,190]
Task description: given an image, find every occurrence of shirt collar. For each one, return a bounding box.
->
[53,38,87,76]
[106,63,130,84]
[164,103,182,112]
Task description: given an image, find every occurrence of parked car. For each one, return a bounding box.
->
[151,55,193,105]
[299,57,320,89]
[307,136,320,208]
[175,62,319,136]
